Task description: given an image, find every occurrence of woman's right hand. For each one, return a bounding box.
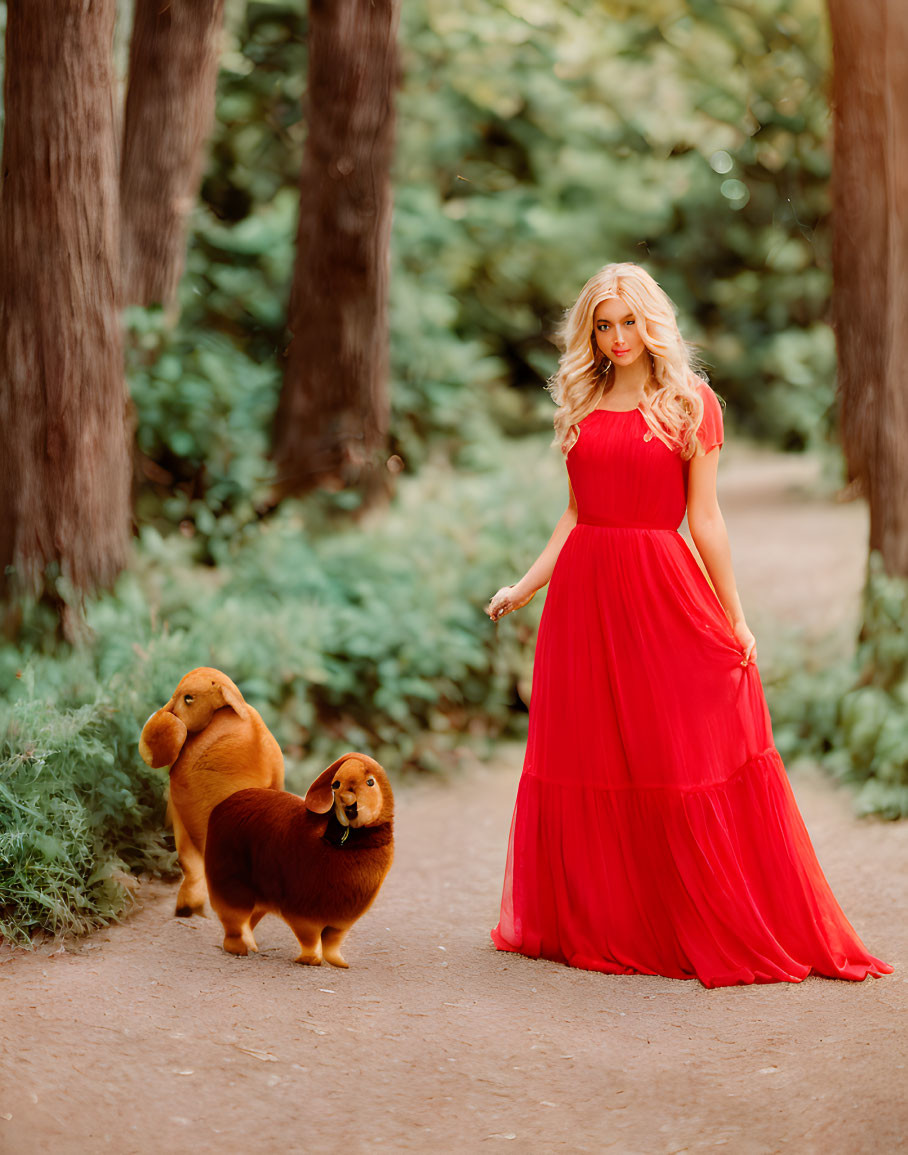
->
[486,582,535,622]
[731,618,757,665]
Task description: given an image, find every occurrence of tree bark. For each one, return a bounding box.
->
[0,0,131,609]
[829,0,908,577]
[272,0,399,498]
[120,0,226,310]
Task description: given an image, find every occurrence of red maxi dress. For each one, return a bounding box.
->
[491,386,891,988]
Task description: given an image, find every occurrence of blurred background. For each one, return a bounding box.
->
[0,0,904,943]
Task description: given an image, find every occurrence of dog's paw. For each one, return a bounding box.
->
[223,934,257,956]
[323,951,349,969]
[175,903,206,919]
[294,952,323,966]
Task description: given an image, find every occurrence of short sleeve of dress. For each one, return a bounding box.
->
[696,382,724,454]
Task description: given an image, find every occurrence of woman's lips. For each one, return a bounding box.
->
[612,348,629,356]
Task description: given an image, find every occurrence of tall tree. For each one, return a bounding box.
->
[0,0,130,619]
[829,0,908,578]
[272,0,400,498]
[120,0,226,310]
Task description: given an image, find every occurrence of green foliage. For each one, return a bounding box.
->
[0,442,562,940]
[768,555,908,819]
[397,0,834,446]
[0,689,174,945]
[126,307,279,546]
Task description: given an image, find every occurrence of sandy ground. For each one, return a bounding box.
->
[1,448,905,1155]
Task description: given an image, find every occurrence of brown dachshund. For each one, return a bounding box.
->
[139,667,284,918]
[204,753,394,968]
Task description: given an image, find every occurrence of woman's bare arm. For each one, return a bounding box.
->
[486,483,578,621]
[686,448,757,662]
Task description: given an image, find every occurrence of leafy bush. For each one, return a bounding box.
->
[768,554,908,819]
[395,0,835,447]
[127,306,280,543]
[0,440,563,941]
[0,692,174,945]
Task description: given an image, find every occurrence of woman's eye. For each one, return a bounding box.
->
[183,695,193,704]
[366,778,374,787]
[332,781,340,790]
[627,319,635,326]
[597,322,609,330]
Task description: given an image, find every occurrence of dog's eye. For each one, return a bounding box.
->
[366,778,374,787]
[183,695,194,704]
[332,781,340,791]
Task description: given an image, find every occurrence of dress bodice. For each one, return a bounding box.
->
[566,386,723,531]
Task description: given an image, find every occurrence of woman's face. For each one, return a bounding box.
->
[593,297,647,368]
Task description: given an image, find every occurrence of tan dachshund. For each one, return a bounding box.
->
[139,667,284,917]
[204,753,393,968]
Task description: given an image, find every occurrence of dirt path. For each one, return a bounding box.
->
[2,449,905,1155]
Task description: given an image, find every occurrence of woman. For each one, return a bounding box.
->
[486,262,891,988]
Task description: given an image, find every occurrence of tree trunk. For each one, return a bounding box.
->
[829,0,908,577]
[0,0,131,612]
[272,0,399,498]
[120,0,226,310]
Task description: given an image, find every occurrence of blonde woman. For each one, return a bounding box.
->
[487,262,890,988]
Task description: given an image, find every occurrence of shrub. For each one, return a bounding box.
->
[768,554,908,819]
[0,691,174,945]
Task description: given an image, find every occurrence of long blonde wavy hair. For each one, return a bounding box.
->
[549,263,705,458]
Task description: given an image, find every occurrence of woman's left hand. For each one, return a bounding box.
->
[731,619,757,665]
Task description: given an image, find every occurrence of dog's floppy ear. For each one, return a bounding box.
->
[213,677,249,720]
[139,710,188,768]
[305,753,358,813]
